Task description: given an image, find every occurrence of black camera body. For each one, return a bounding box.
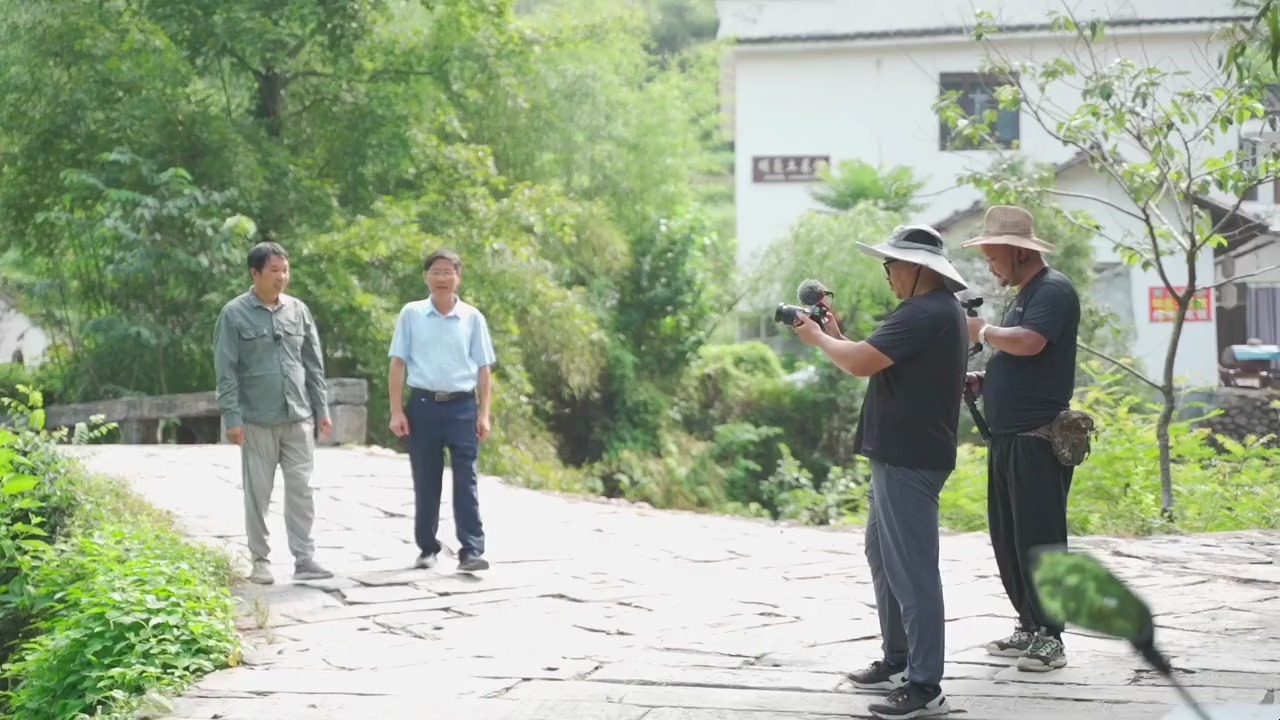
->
[775,302,829,327]
[961,297,984,355]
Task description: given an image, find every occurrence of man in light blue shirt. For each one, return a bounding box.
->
[388,249,496,572]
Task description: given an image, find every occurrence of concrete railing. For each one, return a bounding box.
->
[39,378,369,446]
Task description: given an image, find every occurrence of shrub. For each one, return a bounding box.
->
[771,451,871,526]
[1,386,90,666]
[675,342,784,436]
[3,502,238,720]
[0,387,237,720]
[659,341,877,522]
[710,422,786,512]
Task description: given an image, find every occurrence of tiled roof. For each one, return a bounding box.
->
[735,15,1251,45]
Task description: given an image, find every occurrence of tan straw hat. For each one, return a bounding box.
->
[961,205,1055,253]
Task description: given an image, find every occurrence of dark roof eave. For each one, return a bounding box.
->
[733,15,1251,46]
[931,152,1091,231]
[933,201,983,233]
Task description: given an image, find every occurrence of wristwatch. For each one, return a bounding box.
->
[979,324,991,345]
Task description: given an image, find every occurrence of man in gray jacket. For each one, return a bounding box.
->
[214,241,335,585]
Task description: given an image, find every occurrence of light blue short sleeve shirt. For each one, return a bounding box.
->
[388,298,496,392]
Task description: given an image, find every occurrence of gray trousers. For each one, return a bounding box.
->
[242,420,316,563]
[865,460,949,686]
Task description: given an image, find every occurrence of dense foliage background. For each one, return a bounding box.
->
[1,0,1277,529]
[3,3,1280,716]
[0,0,736,490]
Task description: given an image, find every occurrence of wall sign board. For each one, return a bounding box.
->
[753,155,830,183]
[1149,286,1213,323]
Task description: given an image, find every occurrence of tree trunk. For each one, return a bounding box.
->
[1156,384,1175,519]
[1157,287,1192,521]
[256,68,286,139]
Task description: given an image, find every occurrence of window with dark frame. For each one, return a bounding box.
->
[1239,134,1259,202]
[939,72,1020,150]
[1238,124,1280,203]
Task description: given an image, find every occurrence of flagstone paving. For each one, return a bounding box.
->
[70,444,1280,720]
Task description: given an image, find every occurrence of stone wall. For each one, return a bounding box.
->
[35,378,369,446]
[1182,387,1280,445]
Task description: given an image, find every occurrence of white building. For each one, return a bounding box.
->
[717,0,1276,388]
[0,295,49,368]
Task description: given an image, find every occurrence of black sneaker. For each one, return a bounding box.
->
[413,552,438,569]
[458,552,489,572]
[868,682,951,719]
[847,660,908,691]
[1017,631,1068,672]
[984,626,1036,657]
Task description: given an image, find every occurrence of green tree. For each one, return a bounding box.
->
[1223,0,1280,81]
[434,1,733,459]
[811,159,927,215]
[13,151,247,401]
[517,0,720,57]
[937,10,1280,517]
[0,0,734,482]
[754,203,903,340]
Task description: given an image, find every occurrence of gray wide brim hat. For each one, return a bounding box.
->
[856,224,969,293]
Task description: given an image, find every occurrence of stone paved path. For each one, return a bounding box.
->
[71,445,1280,720]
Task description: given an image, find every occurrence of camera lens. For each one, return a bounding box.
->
[774,304,800,325]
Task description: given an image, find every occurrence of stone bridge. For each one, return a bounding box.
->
[71,444,1280,720]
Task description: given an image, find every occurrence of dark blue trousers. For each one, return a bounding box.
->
[407,391,484,557]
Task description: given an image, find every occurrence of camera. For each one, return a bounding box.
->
[961,296,984,355]
[774,302,829,327]
[774,279,834,326]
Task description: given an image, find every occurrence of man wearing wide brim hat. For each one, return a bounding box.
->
[961,205,1082,675]
[793,224,967,720]
[856,224,970,294]
[961,204,1057,255]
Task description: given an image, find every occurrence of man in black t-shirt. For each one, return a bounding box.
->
[794,225,967,720]
[962,205,1081,674]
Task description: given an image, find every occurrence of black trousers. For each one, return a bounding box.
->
[406,391,484,557]
[987,434,1074,637]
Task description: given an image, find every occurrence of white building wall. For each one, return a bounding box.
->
[1217,237,1280,287]
[0,297,49,367]
[721,0,1244,388]
[730,26,1238,268]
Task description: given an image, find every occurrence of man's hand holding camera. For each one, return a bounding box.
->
[793,310,844,346]
[967,315,988,344]
[964,371,984,397]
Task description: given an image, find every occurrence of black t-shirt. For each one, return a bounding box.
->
[983,268,1081,435]
[852,288,968,471]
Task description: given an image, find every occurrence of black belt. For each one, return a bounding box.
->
[411,388,475,403]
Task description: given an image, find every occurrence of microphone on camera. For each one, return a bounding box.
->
[797,279,832,307]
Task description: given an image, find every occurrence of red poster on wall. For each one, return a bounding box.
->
[1148,286,1213,323]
